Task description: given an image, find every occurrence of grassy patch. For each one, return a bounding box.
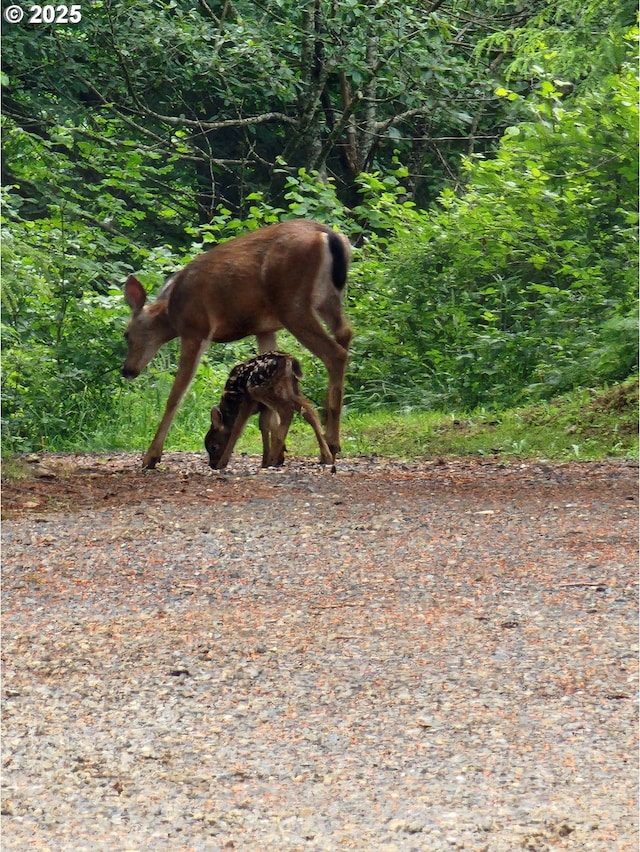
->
[0,456,35,480]
[5,378,636,463]
[340,380,638,461]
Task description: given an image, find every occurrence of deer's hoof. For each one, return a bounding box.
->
[142,454,160,470]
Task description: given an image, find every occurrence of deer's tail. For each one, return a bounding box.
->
[327,231,350,291]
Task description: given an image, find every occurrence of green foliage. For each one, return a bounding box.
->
[24,380,637,463]
[339,380,638,461]
[1,5,637,457]
[476,0,637,87]
[2,0,551,220]
[345,59,639,411]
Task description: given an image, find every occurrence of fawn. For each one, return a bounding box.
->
[205,352,334,470]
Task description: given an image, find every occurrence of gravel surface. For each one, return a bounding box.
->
[1,453,638,851]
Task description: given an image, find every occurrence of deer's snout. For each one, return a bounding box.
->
[121,365,140,379]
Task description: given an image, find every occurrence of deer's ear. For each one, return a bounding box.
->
[210,406,224,429]
[124,274,147,313]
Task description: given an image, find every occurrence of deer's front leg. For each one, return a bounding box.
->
[143,338,207,469]
[214,400,256,470]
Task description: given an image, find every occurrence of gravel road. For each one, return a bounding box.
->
[1,453,638,851]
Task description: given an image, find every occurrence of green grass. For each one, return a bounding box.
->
[5,373,637,462]
[339,381,638,461]
[78,377,638,462]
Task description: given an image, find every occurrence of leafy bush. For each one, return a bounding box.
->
[2,53,637,453]
[345,64,639,410]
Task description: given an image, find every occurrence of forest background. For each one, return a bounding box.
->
[2,0,638,461]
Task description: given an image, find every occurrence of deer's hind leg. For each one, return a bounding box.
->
[283,316,349,462]
[266,405,294,467]
[252,392,291,468]
[297,397,333,466]
[257,406,286,468]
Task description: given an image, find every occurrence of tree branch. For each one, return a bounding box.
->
[76,73,296,135]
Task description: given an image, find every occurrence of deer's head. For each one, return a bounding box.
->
[204,406,230,469]
[122,275,174,379]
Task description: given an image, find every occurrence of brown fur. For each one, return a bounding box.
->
[122,220,352,468]
[204,352,333,470]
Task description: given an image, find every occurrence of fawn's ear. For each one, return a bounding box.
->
[210,406,224,428]
[124,274,147,313]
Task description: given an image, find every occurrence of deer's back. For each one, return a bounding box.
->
[165,220,339,342]
[226,352,301,399]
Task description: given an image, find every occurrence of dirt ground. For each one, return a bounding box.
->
[1,452,638,850]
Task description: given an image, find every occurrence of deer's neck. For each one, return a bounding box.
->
[147,299,179,342]
[218,392,244,431]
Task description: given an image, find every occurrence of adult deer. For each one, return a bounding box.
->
[204,351,333,471]
[121,219,352,469]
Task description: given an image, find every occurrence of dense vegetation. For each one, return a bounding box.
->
[2,0,637,457]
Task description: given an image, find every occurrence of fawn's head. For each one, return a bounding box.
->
[204,406,229,469]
